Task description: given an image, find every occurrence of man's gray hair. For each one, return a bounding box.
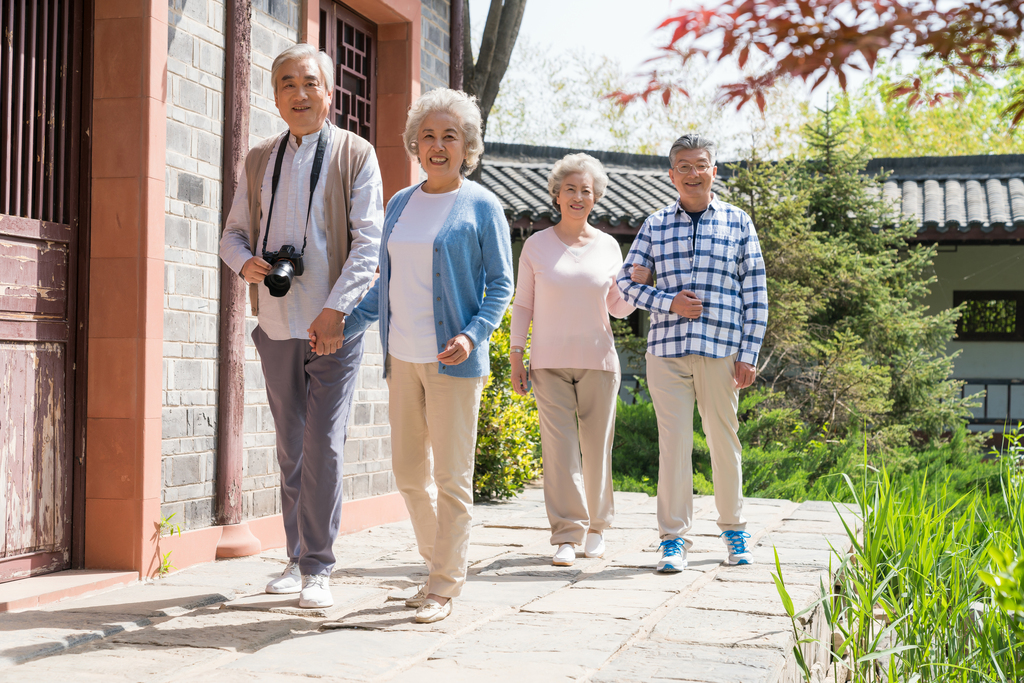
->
[271,43,335,93]
[669,134,717,167]
[403,88,484,175]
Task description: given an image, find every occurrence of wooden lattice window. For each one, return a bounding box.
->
[1,0,81,224]
[319,1,376,144]
[955,291,1024,341]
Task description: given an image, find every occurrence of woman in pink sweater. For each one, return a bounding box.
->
[510,153,637,566]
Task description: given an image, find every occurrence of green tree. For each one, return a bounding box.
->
[827,61,1024,157]
[725,109,975,445]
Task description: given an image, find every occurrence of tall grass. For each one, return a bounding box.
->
[775,427,1024,682]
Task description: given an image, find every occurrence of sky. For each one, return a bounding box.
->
[466,0,679,79]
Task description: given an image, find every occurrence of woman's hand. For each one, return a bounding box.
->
[631,264,653,285]
[437,334,474,365]
[510,354,530,396]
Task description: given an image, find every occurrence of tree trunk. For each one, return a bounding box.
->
[462,0,527,142]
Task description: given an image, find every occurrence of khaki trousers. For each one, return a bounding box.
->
[532,368,618,546]
[646,353,746,542]
[386,356,486,598]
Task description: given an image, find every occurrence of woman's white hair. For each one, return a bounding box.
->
[271,43,335,93]
[403,89,484,175]
[547,153,609,209]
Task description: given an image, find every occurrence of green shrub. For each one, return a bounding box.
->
[474,309,542,501]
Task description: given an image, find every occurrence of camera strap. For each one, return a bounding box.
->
[261,125,330,259]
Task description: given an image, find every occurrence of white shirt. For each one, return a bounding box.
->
[386,187,459,363]
[220,123,384,340]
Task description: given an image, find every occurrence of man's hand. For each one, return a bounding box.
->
[669,290,703,318]
[631,265,654,285]
[734,361,756,389]
[241,256,272,284]
[307,308,346,356]
[510,355,530,396]
[438,334,474,366]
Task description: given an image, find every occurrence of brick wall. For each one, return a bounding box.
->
[162,0,403,531]
[420,0,450,92]
[163,0,228,530]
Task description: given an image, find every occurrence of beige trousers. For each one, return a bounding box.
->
[646,353,746,542]
[386,356,486,598]
[532,368,618,546]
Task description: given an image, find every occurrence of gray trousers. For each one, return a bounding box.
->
[252,325,365,576]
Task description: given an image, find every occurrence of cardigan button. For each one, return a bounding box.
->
[436,297,440,301]
[435,273,440,277]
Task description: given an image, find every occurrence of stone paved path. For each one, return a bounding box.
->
[0,488,858,682]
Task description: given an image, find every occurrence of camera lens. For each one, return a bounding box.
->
[265,260,295,297]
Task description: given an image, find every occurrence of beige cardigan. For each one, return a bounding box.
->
[242,126,373,315]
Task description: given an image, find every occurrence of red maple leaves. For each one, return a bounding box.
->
[611,0,1024,126]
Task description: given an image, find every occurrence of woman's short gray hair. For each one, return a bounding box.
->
[403,89,484,175]
[547,153,609,209]
[271,44,335,93]
[669,134,717,167]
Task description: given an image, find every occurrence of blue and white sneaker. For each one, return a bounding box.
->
[657,537,687,572]
[721,530,752,565]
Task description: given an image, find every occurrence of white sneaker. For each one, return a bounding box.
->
[552,543,575,566]
[265,560,301,594]
[405,584,429,608]
[415,598,452,623]
[298,574,333,608]
[657,538,687,573]
[584,533,605,558]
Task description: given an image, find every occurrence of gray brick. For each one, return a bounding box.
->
[177,172,205,205]
[353,403,371,425]
[373,403,389,425]
[199,42,224,77]
[163,407,188,439]
[170,453,203,486]
[185,497,214,529]
[177,79,208,114]
[167,119,191,155]
[190,408,216,436]
[253,487,278,517]
[174,360,202,391]
[168,25,193,64]
[195,223,218,254]
[370,471,393,497]
[167,263,204,297]
[361,437,379,461]
[165,215,191,249]
[196,132,221,167]
[164,310,190,342]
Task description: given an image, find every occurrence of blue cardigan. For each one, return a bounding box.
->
[345,179,514,378]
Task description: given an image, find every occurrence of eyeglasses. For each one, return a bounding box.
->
[672,163,712,175]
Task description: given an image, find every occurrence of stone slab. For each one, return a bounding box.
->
[591,641,785,682]
[715,564,829,586]
[474,554,583,580]
[429,612,637,668]
[684,580,821,617]
[223,585,383,618]
[47,584,234,618]
[0,643,230,682]
[520,586,674,619]
[759,531,852,552]
[0,571,139,613]
[223,627,444,680]
[470,526,546,547]
[611,551,723,573]
[652,605,794,648]
[576,567,703,592]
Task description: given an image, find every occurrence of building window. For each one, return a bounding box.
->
[319,1,376,144]
[954,291,1024,341]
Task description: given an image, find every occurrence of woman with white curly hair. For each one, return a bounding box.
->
[344,88,513,623]
[510,153,640,567]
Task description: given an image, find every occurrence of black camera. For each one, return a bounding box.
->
[263,244,304,297]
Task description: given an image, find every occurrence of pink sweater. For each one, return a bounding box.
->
[511,228,635,373]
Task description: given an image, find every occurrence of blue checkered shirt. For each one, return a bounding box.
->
[616,195,768,365]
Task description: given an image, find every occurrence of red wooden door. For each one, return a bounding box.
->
[0,0,87,582]
[319,0,377,144]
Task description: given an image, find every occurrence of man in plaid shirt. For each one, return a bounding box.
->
[617,134,768,572]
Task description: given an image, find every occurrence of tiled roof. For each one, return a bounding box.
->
[481,143,1024,242]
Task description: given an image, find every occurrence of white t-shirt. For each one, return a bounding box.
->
[387,186,460,363]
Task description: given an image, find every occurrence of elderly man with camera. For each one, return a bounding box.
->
[219,43,383,609]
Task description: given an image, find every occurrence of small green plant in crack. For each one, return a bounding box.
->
[156,513,182,578]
